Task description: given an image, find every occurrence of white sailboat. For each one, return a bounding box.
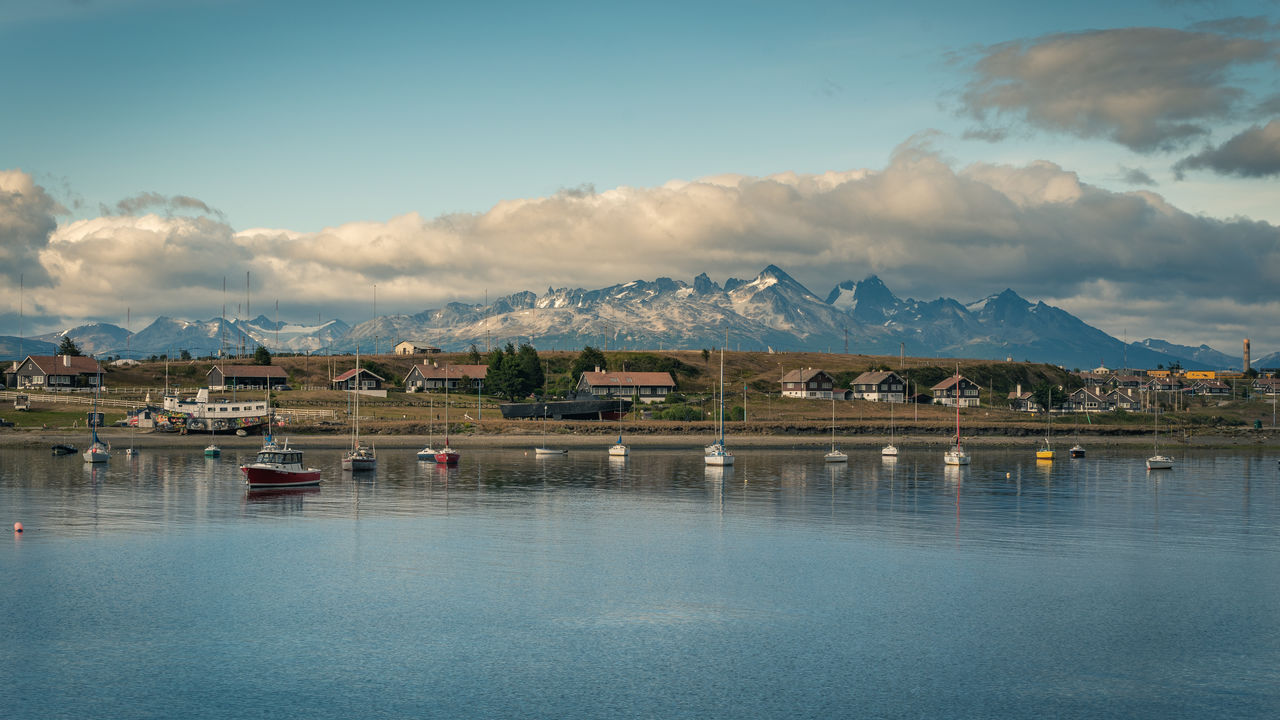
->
[881,398,899,457]
[1146,401,1173,470]
[82,383,110,463]
[824,395,847,463]
[341,349,376,472]
[704,345,734,466]
[608,392,629,457]
[942,371,969,466]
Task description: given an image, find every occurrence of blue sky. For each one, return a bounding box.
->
[2,0,1279,352]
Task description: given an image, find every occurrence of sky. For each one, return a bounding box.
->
[2,0,1278,355]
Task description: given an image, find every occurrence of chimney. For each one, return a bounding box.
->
[1244,338,1251,372]
[63,354,71,367]
[1016,383,1022,396]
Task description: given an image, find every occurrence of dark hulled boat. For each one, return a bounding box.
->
[499,392,633,421]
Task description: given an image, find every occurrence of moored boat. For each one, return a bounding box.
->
[1069,444,1086,458]
[824,396,847,463]
[704,345,734,467]
[241,436,321,488]
[942,370,969,466]
[52,443,78,456]
[83,386,110,463]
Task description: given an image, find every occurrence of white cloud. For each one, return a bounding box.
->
[4,145,1280,351]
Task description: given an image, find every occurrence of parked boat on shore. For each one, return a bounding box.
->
[161,389,270,434]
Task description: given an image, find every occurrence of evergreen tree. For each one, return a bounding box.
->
[253,345,272,365]
[466,344,481,364]
[516,343,544,398]
[570,346,607,385]
[57,336,82,356]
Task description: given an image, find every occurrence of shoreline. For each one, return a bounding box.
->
[4,428,1278,451]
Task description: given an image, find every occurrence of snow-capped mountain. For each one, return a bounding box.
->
[1131,339,1241,371]
[18,265,1252,371]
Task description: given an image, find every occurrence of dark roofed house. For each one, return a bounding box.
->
[1067,387,1112,413]
[403,363,488,392]
[1007,384,1041,412]
[332,367,385,392]
[15,355,104,390]
[576,370,677,404]
[850,371,906,403]
[208,364,287,390]
[781,368,835,399]
[1192,380,1230,397]
[931,374,981,408]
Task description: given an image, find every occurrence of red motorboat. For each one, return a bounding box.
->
[241,437,322,488]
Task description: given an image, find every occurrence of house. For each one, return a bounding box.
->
[931,375,981,407]
[1110,388,1142,411]
[395,341,441,356]
[1067,387,1112,413]
[14,355,104,390]
[402,363,488,392]
[1147,377,1186,394]
[1192,380,1231,397]
[1075,371,1110,387]
[781,368,835,399]
[1252,378,1280,396]
[850,371,906,403]
[576,370,677,404]
[332,367,385,392]
[1110,375,1145,391]
[1007,384,1041,413]
[207,364,287,390]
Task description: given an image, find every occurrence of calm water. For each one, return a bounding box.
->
[4,444,1280,719]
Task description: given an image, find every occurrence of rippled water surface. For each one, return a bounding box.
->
[4,445,1280,718]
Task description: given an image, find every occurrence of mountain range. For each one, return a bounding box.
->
[2,266,1265,371]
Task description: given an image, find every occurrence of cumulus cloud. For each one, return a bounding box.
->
[957,26,1277,152]
[0,169,64,286]
[6,143,1280,350]
[1173,119,1280,178]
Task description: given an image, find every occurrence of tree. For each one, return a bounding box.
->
[516,344,544,397]
[57,336,82,356]
[253,345,272,365]
[180,349,192,361]
[466,344,481,364]
[570,346,607,385]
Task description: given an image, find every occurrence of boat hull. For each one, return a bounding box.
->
[241,466,322,488]
[534,447,567,456]
[1146,456,1174,470]
[435,449,459,465]
[83,449,109,463]
[824,451,848,463]
[342,457,376,471]
[608,444,629,457]
[944,453,970,466]
[704,452,734,466]
[416,448,437,462]
[1036,449,1056,460]
[881,445,898,457]
[1069,446,1086,458]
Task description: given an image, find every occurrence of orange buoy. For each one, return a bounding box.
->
[13,522,23,533]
